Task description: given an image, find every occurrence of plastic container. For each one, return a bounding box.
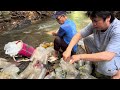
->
[18,43,35,58]
[16,40,35,58]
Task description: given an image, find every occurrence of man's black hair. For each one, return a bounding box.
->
[86,11,115,23]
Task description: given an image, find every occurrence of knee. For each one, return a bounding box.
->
[54,36,61,43]
[83,36,93,45]
[83,37,89,42]
[97,61,117,76]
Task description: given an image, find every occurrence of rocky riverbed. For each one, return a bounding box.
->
[0,11,54,33]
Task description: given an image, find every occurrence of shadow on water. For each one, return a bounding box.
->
[0,11,90,58]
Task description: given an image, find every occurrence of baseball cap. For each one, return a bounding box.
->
[53,11,66,18]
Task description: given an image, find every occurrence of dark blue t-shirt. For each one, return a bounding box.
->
[57,19,78,52]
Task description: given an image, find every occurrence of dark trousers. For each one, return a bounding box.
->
[54,36,76,57]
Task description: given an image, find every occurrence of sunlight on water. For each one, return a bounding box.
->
[67,11,91,32]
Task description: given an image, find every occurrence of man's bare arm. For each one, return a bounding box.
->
[70,51,116,64]
[63,33,83,60]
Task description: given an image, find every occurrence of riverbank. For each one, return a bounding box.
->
[0,11,54,33]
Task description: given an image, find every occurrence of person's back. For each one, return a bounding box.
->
[58,19,78,52]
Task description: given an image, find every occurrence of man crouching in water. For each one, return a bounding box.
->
[52,11,78,60]
[63,11,120,79]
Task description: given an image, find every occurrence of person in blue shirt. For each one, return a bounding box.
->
[52,11,78,59]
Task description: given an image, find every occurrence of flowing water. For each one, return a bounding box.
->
[0,11,91,58]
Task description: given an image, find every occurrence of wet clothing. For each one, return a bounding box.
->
[80,18,120,76]
[54,19,78,53]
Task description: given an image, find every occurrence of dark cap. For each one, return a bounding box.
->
[53,11,66,18]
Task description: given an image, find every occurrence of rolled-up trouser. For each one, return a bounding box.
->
[54,36,76,56]
[83,35,120,76]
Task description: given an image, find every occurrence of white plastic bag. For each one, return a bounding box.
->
[59,58,79,79]
[1,64,20,79]
[4,40,23,57]
[0,58,12,68]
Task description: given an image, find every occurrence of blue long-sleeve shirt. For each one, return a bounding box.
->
[57,19,78,52]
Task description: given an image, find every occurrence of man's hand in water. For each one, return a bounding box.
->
[52,32,57,36]
[63,50,71,61]
[70,55,81,64]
